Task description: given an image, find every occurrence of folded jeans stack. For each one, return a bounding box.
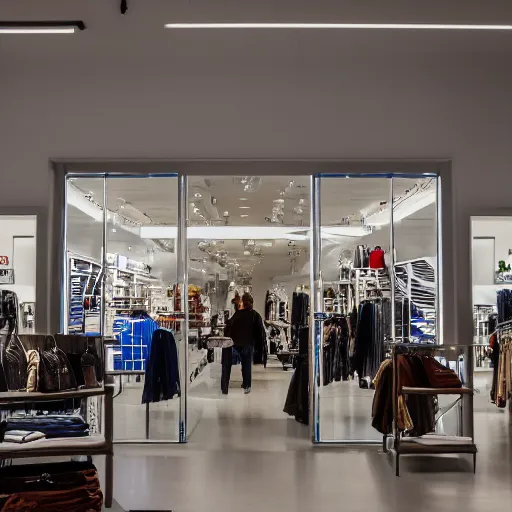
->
[0,461,102,511]
[4,415,89,439]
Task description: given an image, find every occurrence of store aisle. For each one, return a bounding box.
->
[108,409,512,512]
[188,361,308,451]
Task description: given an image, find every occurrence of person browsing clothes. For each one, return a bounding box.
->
[222,292,266,395]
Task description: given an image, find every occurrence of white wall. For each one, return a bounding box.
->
[472,218,512,305]
[0,217,37,303]
[2,0,512,341]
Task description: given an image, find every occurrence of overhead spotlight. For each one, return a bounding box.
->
[194,192,202,198]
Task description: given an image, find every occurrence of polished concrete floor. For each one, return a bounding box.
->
[104,361,512,511]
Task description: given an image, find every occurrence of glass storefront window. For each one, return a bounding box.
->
[64,174,182,442]
[0,216,37,347]
[312,174,440,443]
[62,169,441,445]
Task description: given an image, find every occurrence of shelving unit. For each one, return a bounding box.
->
[0,386,115,508]
[390,344,477,476]
[68,255,102,335]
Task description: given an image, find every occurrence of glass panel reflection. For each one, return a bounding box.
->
[104,176,180,442]
[318,176,391,442]
[392,177,438,344]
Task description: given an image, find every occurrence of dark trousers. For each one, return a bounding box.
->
[221,346,253,394]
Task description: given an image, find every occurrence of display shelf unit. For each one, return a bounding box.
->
[390,344,477,477]
[0,386,115,508]
[68,255,102,335]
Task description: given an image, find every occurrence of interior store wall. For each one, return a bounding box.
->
[2,0,512,341]
[0,217,37,304]
[472,218,512,304]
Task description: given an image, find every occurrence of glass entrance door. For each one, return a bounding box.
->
[64,174,184,442]
[311,174,440,443]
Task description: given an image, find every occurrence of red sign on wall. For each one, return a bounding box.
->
[0,256,9,265]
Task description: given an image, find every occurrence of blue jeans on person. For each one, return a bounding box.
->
[221,345,253,394]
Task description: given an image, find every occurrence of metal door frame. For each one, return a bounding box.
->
[50,159,452,444]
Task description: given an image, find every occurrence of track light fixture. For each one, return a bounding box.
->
[120,0,128,15]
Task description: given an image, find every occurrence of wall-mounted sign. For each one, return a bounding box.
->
[0,269,14,284]
[0,256,9,266]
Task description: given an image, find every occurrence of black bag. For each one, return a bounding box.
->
[3,333,28,391]
[38,335,77,392]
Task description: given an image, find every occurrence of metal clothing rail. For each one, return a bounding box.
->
[389,344,477,476]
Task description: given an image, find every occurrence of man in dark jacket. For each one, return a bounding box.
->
[222,293,266,395]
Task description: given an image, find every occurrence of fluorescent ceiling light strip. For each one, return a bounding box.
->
[141,225,370,240]
[165,23,512,31]
[0,28,76,34]
[0,21,85,34]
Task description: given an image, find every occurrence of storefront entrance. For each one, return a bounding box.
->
[54,161,445,445]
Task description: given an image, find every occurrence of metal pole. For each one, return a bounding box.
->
[177,174,188,443]
[389,178,396,341]
[309,175,322,442]
[436,175,443,344]
[100,175,107,338]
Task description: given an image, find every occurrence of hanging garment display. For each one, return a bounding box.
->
[322,316,350,385]
[283,353,309,424]
[142,328,180,404]
[497,289,512,324]
[353,245,370,268]
[113,310,158,371]
[369,247,386,269]
[352,299,391,384]
[291,292,309,349]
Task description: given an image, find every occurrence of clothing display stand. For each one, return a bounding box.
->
[0,386,115,508]
[389,344,477,476]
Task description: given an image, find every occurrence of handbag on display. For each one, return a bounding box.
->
[26,349,40,392]
[421,356,462,388]
[38,336,77,393]
[81,350,100,388]
[3,334,28,391]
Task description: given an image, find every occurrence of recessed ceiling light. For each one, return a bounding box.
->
[194,192,202,198]
[165,22,512,31]
[0,21,86,34]
[239,197,249,201]
[240,214,249,218]
[239,206,251,209]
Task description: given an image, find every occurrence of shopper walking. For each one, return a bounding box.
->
[222,293,266,395]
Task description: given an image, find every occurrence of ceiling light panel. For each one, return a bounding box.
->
[165,23,512,31]
[0,21,86,34]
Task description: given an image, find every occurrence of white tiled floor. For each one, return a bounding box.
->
[105,362,512,511]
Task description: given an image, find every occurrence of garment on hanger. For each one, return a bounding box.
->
[372,354,439,436]
[369,247,386,269]
[142,329,180,404]
[113,310,158,371]
[352,299,390,384]
[283,353,309,424]
[322,316,350,385]
[291,292,309,349]
[497,289,512,323]
[353,245,370,268]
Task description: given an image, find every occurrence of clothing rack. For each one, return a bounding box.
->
[388,344,476,476]
[490,322,512,409]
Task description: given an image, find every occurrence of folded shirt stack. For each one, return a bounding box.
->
[4,415,89,439]
[3,430,46,444]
